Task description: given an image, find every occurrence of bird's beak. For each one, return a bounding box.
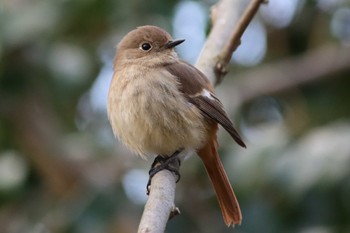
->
[165,39,185,49]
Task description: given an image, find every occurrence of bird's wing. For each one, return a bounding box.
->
[165,61,246,148]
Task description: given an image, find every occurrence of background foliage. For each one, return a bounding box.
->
[1,0,350,232]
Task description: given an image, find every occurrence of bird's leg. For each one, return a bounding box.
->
[146,149,182,195]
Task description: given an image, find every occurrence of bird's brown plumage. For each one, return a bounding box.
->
[165,60,246,148]
[108,25,246,226]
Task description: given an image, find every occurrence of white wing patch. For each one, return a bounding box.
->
[201,89,215,100]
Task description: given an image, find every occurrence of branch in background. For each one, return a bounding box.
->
[138,0,265,232]
[219,43,350,112]
[12,95,82,197]
[238,43,350,102]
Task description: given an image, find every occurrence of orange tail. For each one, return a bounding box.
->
[198,139,242,227]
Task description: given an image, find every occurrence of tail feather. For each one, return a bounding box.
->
[198,139,242,226]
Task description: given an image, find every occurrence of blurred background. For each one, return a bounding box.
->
[1,0,350,232]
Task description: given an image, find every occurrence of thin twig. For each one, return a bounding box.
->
[223,0,267,65]
[196,0,267,85]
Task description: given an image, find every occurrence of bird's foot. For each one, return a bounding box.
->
[146,150,182,195]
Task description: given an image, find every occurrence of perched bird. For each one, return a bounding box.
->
[108,25,246,226]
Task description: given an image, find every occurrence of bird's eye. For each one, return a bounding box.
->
[141,43,152,51]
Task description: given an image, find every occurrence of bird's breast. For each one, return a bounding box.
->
[108,67,208,158]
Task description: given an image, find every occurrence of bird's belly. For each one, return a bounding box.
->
[109,82,207,158]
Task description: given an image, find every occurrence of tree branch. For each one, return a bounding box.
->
[138,0,265,232]
[138,170,177,233]
[216,43,350,113]
[236,43,350,103]
[11,95,82,197]
[196,0,267,85]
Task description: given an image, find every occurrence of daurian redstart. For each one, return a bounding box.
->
[108,25,246,226]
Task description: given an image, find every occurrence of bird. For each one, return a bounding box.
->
[107,25,246,226]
